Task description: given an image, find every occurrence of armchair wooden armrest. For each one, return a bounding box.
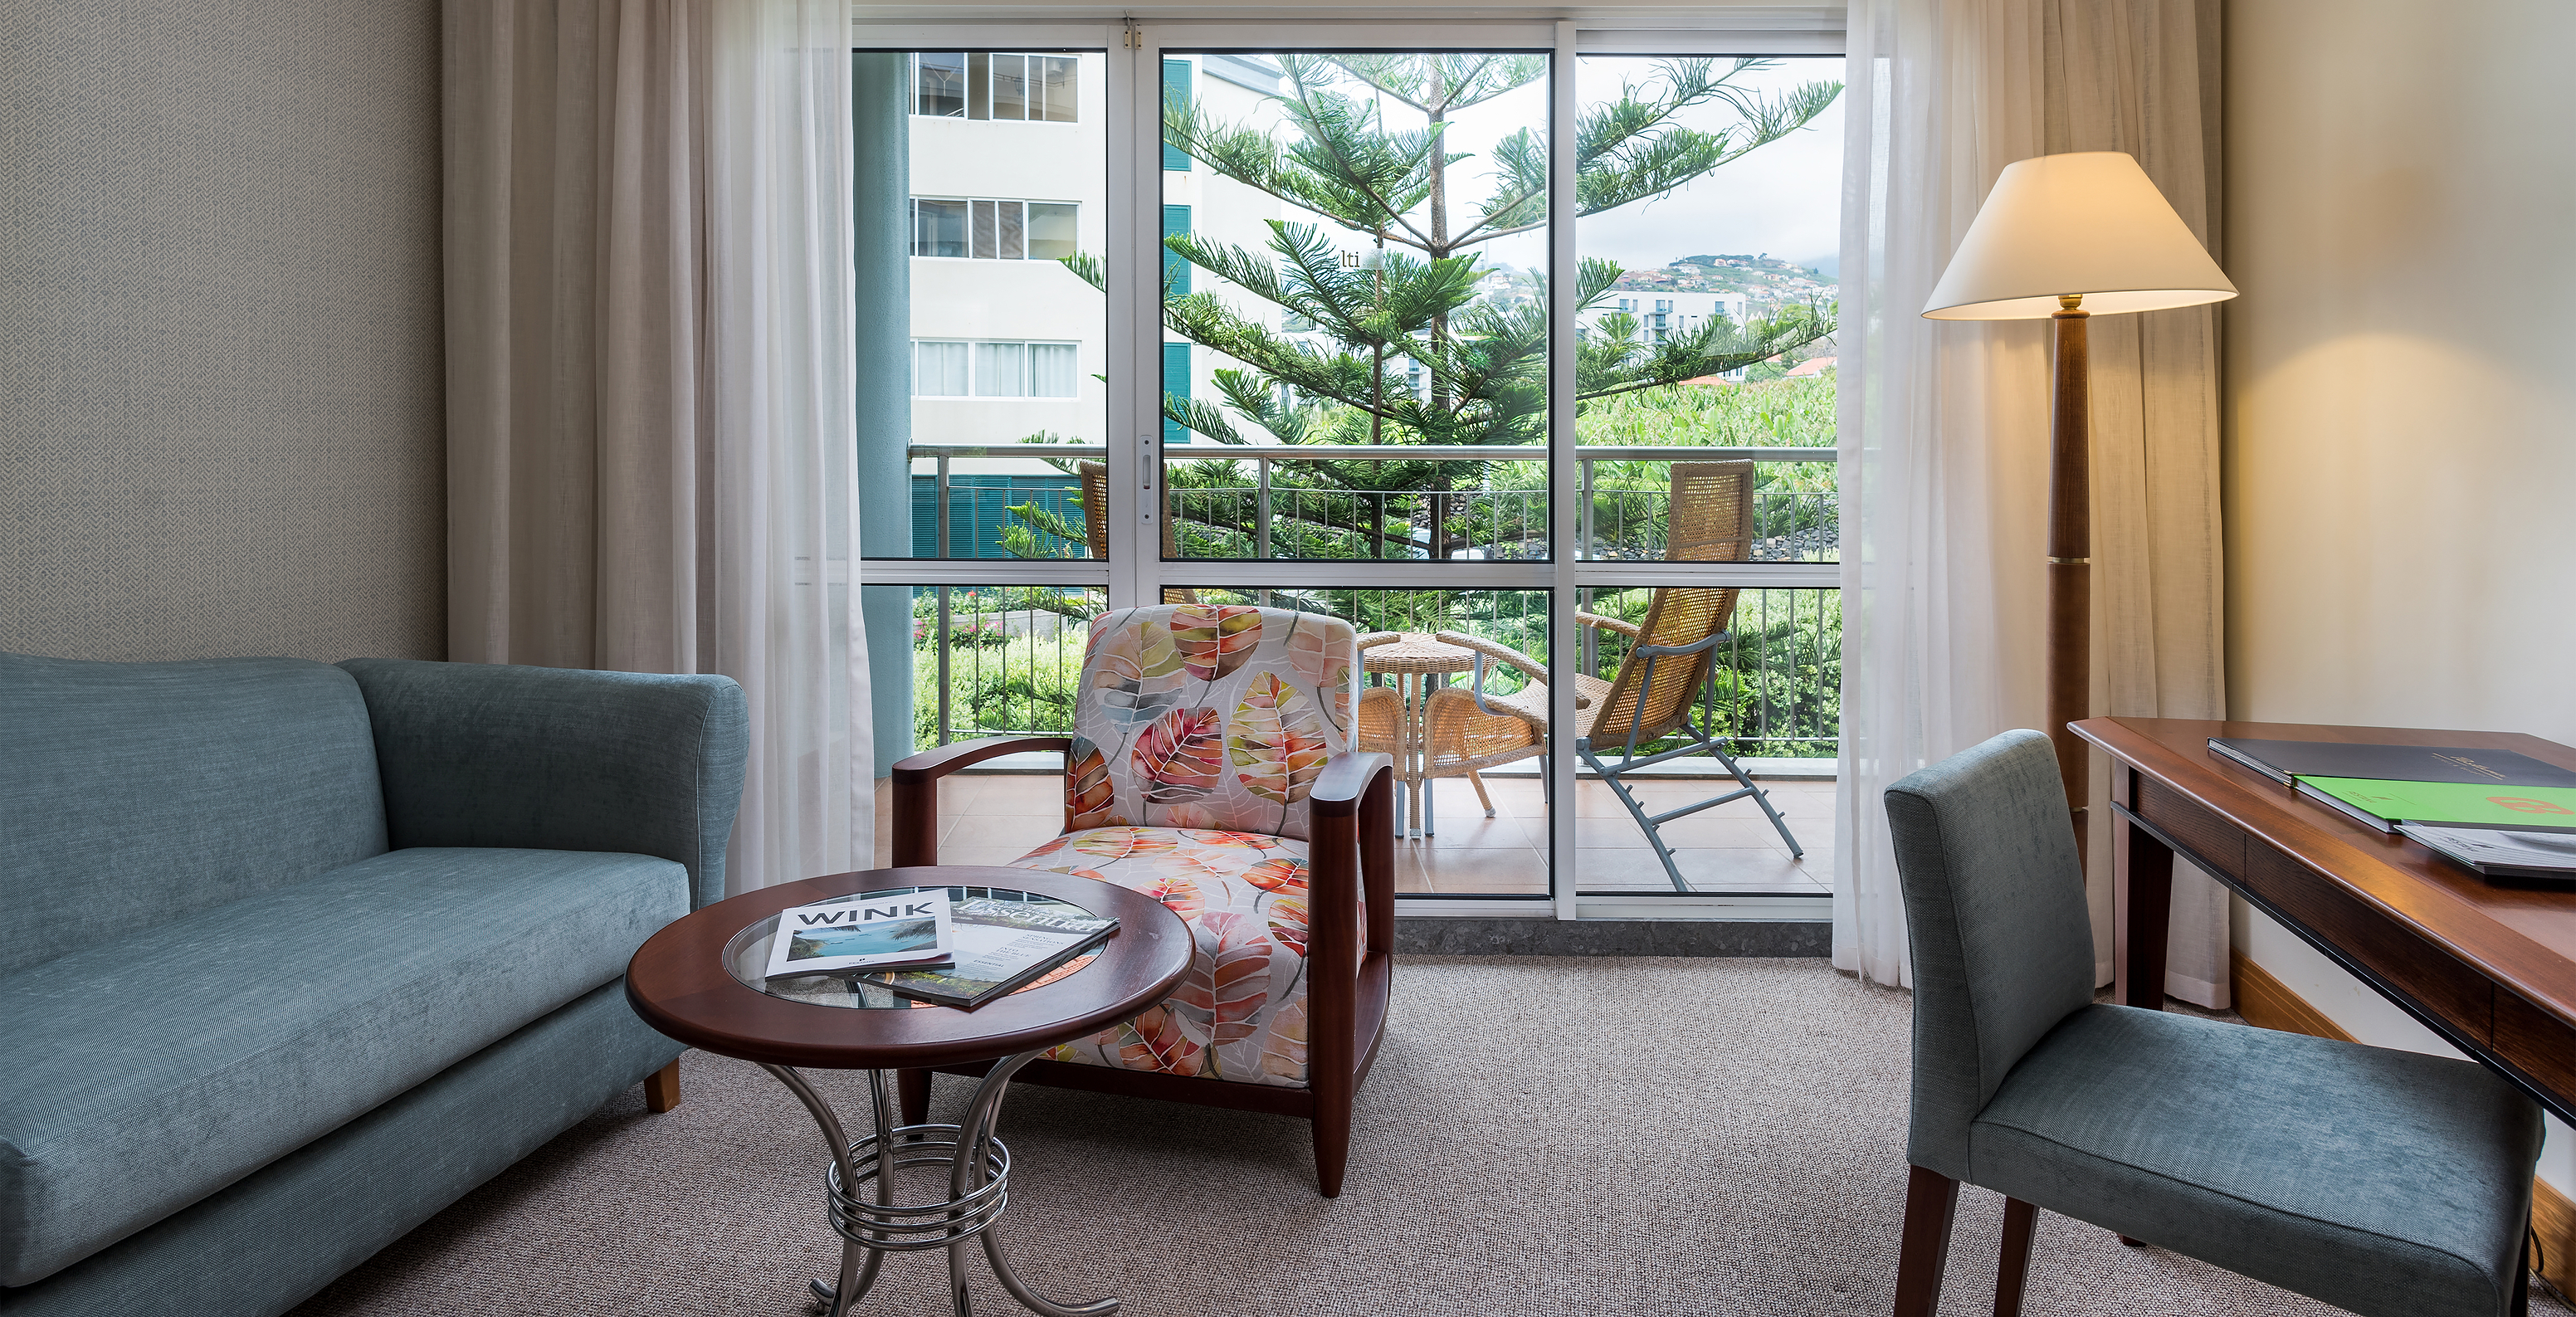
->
[1574,611,1643,640]
[889,734,1072,866]
[1356,631,1403,650]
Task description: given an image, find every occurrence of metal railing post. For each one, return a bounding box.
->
[1256,457,1271,559]
[935,586,953,745]
[934,453,953,560]
[1577,456,1593,561]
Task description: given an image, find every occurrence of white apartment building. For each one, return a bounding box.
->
[1571,290,1752,345]
[905,51,1288,473]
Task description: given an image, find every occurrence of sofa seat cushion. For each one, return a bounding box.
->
[1971,1004,2541,1317]
[0,846,688,1287]
[1007,826,1339,1089]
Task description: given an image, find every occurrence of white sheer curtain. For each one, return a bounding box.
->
[444,0,868,893]
[1834,0,2228,1004]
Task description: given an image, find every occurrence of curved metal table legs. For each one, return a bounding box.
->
[761,1052,1115,1317]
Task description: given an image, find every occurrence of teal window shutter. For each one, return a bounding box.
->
[1160,204,1191,296]
[1161,59,1193,171]
[1163,342,1191,446]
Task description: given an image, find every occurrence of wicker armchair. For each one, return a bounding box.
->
[1414,461,1804,889]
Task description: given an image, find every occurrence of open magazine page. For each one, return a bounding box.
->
[871,896,1115,1007]
[764,890,954,979]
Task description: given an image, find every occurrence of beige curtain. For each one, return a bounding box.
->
[443,0,868,893]
[1837,0,2230,1007]
[2050,0,2231,1007]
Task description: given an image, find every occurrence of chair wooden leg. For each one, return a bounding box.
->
[1468,771,1495,817]
[1994,1197,2037,1317]
[1312,1096,1352,1199]
[643,1061,681,1113]
[898,1067,932,1126]
[1894,1164,1959,1317]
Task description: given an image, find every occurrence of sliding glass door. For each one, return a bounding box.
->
[856,19,1844,917]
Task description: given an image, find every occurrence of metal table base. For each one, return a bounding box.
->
[760,1050,1114,1317]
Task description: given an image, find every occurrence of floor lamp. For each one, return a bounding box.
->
[1921,152,2236,855]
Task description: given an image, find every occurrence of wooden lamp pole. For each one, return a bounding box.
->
[1920,151,2236,865]
[2047,294,2091,862]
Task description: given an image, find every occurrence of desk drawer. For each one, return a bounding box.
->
[2136,777,2246,880]
[2241,845,2496,1046]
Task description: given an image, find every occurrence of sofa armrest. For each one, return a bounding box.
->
[337,659,749,909]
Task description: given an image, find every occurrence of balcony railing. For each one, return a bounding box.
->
[905,443,1837,563]
[895,442,1841,760]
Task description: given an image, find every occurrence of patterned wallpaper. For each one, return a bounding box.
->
[0,0,445,662]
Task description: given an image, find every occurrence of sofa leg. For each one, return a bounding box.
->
[1893,1164,1959,1317]
[644,1061,681,1113]
[898,1067,933,1126]
[1993,1196,2037,1316]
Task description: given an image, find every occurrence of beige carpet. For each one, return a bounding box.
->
[290,958,2566,1316]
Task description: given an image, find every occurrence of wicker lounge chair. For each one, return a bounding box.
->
[1414,461,1805,889]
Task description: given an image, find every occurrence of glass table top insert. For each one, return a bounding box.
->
[723,885,1103,1010]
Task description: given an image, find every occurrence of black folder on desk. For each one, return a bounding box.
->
[2207,737,2576,790]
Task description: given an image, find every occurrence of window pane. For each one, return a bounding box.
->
[998,201,1024,261]
[974,341,1027,398]
[891,51,1107,563]
[968,52,990,120]
[1148,586,1554,898]
[1025,202,1077,261]
[916,53,965,116]
[972,199,998,260]
[1159,52,1549,563]
[1571,583,1837,895]
[913,341,968,396]
[871,584,1105,742]
[913,199,966,258]
[1038,56,1078,123]
[1573,56,1844,567]
[1029,344,1077,398]
[990,53,1027,120]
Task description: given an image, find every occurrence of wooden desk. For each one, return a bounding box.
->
[2074,716,2576,1126]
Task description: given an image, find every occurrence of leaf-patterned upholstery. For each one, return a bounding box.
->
[1004,605,1360,1089]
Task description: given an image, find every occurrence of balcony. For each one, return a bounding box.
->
[881,441,1842,898]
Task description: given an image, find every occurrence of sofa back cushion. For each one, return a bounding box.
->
[0,653,388,975]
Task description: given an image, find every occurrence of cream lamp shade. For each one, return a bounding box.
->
[1921,151,2236,320]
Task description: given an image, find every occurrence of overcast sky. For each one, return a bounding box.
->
[1397,56,1846,279]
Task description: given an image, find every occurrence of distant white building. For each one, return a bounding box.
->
[1573,290,1751,346]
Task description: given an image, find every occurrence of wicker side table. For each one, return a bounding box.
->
[1359,632,1476,839]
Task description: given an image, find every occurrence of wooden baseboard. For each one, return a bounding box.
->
[2229,951,2569,1293]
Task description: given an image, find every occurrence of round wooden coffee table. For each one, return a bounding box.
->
[627,866,1191,1317]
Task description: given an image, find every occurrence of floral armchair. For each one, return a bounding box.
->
[890,604,1395,1197]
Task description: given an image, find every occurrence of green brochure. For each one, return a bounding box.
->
[2296,776,2576,832]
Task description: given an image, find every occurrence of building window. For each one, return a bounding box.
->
[912,53,1078,122]
[914,340,1081,398]
[911,200,1078,261]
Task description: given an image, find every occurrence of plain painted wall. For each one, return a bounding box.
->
[0,1,446,663]
[2224,0,2576,1191]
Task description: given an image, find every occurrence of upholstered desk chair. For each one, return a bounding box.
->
[891,603,1394,1196]
[1883,729,2542,1317]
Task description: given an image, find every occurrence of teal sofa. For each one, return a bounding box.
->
[0,653,749,1317]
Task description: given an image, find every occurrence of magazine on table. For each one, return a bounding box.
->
[763,890,954,980]
[865,895,1117,1010]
